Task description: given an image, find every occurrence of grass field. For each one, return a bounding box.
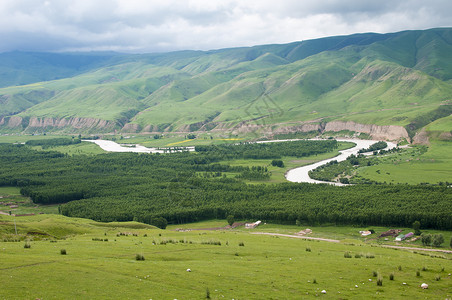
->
[0,187,59,215]
[1,215,451,299]
[356,141,452,184]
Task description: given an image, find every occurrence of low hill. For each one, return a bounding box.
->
[1,28,451,141]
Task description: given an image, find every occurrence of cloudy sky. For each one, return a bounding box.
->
[1,0,451,53]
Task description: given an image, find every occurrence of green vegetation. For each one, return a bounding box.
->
[1,28,452,139]
[1,215,451,299]
[309,142,452,185]
[0,142,451,229]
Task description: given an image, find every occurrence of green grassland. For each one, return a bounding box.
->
[1,215,451,299]
[0,187,59,215]
[356,141,452,184]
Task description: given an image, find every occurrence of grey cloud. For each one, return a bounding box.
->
[0,0,450,53]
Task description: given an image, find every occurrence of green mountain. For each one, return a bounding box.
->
[1,28,451,141]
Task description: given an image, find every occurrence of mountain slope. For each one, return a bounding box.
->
[0,28,451,140]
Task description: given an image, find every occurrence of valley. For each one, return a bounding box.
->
[1,27,451,299]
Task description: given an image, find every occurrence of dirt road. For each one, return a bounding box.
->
[251,232,452,254]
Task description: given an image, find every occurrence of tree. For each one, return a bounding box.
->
[412,220,421,235]
[450,236,452,248]
[432,234,444,247]
[271,160,284,167]
[152,217,167,229]
[421,233,432,246]
[226,215,235,226]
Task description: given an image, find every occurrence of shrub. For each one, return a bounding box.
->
[344,251,352,258]
[239,242,245,247]
[271,160,284,168]
[365,253,375,259]
[432,234,444,247]
[24,242,31,249]
[60,249,67,255]
[306,247,311,252]
[377,274,383,286]
[416,270,420,277]
[435,275,441,281]
[421,233,432,246]
[398,265,402,271]
[372,271,378,277]
[313,278,317,284]
[422,266,427,271]
[135,254,145,261]
[206,287,211,299]
[354,253,362,258]
[234,252,239,256]
[389,273,394,280]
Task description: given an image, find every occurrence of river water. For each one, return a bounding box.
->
[85,138,396,185]
[285,139,397,185]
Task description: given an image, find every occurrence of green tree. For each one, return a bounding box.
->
[421,233,432,246]
[412,220,421,235]
[432,234,444,247]
[226,215,235,226]
[152,217,168,229]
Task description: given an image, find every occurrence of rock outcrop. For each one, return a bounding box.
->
[324,121,409,141]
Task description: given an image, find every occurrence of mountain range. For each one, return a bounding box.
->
[1,28,451,142]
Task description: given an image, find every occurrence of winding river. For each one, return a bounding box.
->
[285,139,397,186]
[85,138,396,185]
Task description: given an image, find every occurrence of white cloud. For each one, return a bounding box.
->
[0,0,450,53]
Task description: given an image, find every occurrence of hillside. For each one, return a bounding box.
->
[1,28,452,141]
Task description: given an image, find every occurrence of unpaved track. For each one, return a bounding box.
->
[251,232,340,243]
[251,232,452,254]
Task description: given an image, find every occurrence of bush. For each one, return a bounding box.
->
[389,273,394,280]
[398,265,402,271]
[135,254,145,261]
[372,271,378,277]
[271,160,284,168]
[421,233,432,246]
[60,249,67,255]
[239,242,245,247]
[432,234,444,247]
[377,274,383,286]
[416,270,420,277]
[344,251,352,258]
[24,242,31,249]
[435,275,441,281]
[305,247,311,252]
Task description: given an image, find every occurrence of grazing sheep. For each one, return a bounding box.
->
[421,283,428,289]
[321,290,326,294]
[186,268,191,272]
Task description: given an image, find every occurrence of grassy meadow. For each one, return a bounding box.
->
[356,141,452,184]
[1,215,452,299]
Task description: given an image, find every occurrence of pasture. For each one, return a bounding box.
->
[1,215,451,299]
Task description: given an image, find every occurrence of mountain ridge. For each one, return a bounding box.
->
[1,28,451,141]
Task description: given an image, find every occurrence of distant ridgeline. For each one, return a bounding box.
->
[0,142,450,229]
[1,28,452,142]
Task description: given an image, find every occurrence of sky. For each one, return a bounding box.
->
[0,0,451,53]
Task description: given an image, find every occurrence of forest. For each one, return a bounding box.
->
[0,142,451,229]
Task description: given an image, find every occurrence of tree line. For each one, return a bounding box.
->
[0,143,451,229]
